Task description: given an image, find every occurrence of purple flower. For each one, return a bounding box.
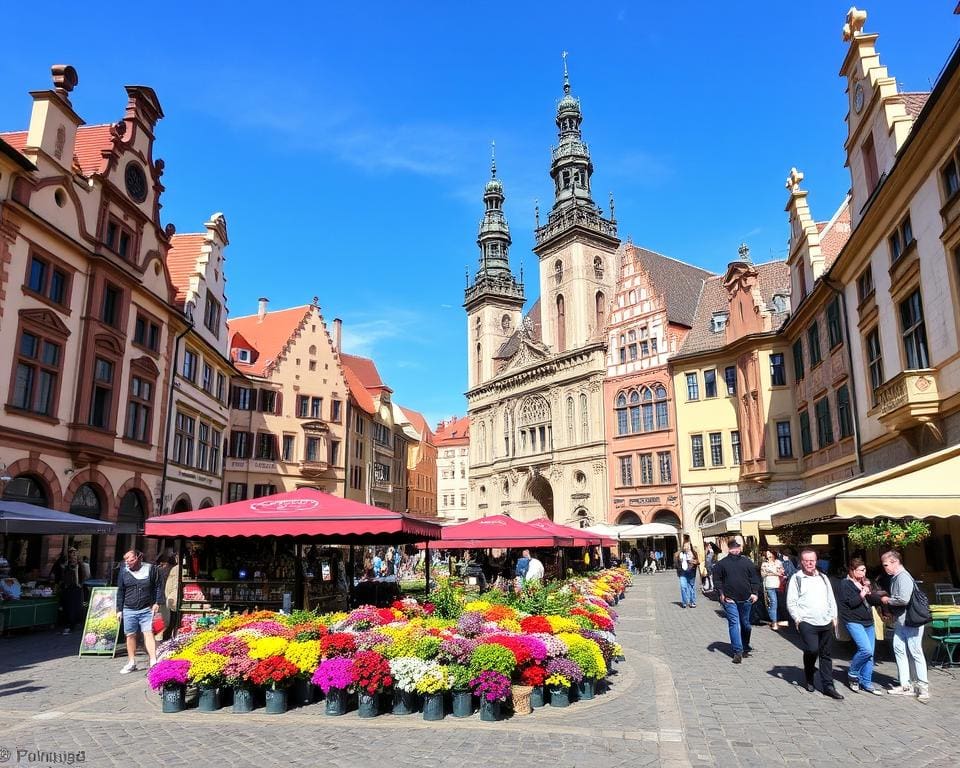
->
[205,635,249,656]
[147,659,190,690]
[456,612,485,637]
[222,654,257,686]
[346,607,381,629]
[311,656,357,693]
[546,657,584,684]
[438,636,478,664]
[469,670,512,702]
[355,629,389,651]
[516,635,547,663]
[242,620,289,636]
[532,633,568,657]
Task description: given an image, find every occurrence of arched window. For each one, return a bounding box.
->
[580,393,589,442]
[654,385,669,429]
[2,475,49,505]
[641,387,654,432]
[556,295,566,352]
[618,334,627,364]
[554,260,563,284]
[629,390,641,433]
[566,396,575,444]
[69,483,102,519]
[519,395,552,454]
[475,343,481,384]
[478,422,486,463]
[503,408,511,457]
[615,392,628,435]
[595,291,605,332]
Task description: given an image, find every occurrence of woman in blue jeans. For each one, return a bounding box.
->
[838,558,883,694]
[760,550,784,629]
[674,542,699,608]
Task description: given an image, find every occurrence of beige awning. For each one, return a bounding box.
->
[771,443,960,527]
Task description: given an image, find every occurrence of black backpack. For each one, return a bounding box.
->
[905,585,932,627]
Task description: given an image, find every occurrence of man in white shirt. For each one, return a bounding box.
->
[786,548,843,700]
[524,549,545,583]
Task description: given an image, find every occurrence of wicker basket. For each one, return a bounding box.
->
[511,684,533,716]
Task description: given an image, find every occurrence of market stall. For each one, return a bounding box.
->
[143,488,441,631]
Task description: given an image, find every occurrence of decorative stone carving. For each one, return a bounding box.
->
[785,167,804,192]
[54,126,66,160]
[842,7,867,41]
[592,461,604,475]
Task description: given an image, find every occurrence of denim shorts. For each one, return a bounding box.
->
[122,607,153,635]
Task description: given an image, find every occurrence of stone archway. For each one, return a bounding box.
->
[617,511,641,525]
[652,510,681,528]
[522,473,554,521]
[172,495,192,514]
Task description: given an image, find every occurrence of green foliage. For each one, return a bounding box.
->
[509,581,575,616]
[448,663,472,690]
[468,643,517,679]
[413,635,441,660]
[848,520,931,549]
[429,577,465,620]
[286,609,319,626]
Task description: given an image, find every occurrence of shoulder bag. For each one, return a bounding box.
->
[904,585,932,627]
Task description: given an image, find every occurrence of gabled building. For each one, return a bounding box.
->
[160,214,235,513]
[225,300,347,499]
[396,405,437,517]
[434,416,470,519]
[603,245,712,527]
[0,66,178,576]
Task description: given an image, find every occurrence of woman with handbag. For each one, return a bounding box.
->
[838,558,884,695]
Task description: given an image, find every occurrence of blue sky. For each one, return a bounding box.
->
[2,3,957,428]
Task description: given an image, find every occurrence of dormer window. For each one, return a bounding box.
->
[236,348,252,363]
[711,313,728,333]
[104,217,134,261]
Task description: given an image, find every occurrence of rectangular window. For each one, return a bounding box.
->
[203,291,222,337]
[255,432,278,460]
[227,483,247,503]
[862,133,879,192]
[173,412,196,465]
[182,349,198,382]
[210,429,221,474]
[124,375,152,442]
[814,397,834,448]
[232,386,254,410]
[792,339,804,381]
[730,431,741,466]
[639,340,649,357]
[306,436,322,462]
[28,257,46,294]
[686,373,699,401]
[943,155,960,199]
[253,484,276,499]
[724,366,737,396]
[807,323,822,366]
[101,284,122,328]
[709,432,723,466]
[770,353,786,386]
[374,422,391,446]
[704,369,717,398]
[330,440,341,467]
[11,330,60,416]
[776,421,793,459]
[374,462,391,483]
[889,214,914,264]
[26,254,70,308]
[837,384,854,439]
[311,396,322,419]
[618,455,633,486]
[899,289,929,369]
[856,266,874,303]
[258,390,277,413]
[282,434,295,462]
[215,373,225,403]
[331,399,342,422]
[691,435,705,468]
[89,357,114,429]
[201,364,213,393]
[866,328,884,400]
[628,343,637,361]
[229,430,251,458]
[133,314,161,352]
[296,395,309,418]
[197,422,210,472]
[799,410,813,456]
[658,452,672,484]
[639,453,654,485]
[826,298,843,349]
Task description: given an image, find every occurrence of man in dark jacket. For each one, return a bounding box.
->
[115,550,163,674]
[713,538,761,663]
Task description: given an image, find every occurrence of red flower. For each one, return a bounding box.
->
[519,616,552,634]
[248,656,299,687]
[376,608,397,624]
[520,665,547,687]
[423,602,435,615]
[351,650,393,695]
[320,632,357,658]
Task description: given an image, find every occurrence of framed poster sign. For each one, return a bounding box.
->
[78,586,121,657]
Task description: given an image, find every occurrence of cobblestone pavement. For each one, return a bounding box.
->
[0,577,955,768]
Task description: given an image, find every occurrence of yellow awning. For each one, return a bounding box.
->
[771,443,960,527]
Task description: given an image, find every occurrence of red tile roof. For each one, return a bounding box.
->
[166,234,206,310]
[339,353,391,392]
[0,124,115,176]
[817,200,851,269]
[341,362,377,415]
[228,305,312,376]
[900,92,930,119]
[434,416,470,445]
[399,406,434,443]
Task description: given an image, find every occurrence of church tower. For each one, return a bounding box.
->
[464,145,525,389]
[534,55,619,353]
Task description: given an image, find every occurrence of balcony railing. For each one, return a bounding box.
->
[873,368,941,432]
[299,459,329,477]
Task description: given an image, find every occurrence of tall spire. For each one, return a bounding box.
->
[464,145,525,311]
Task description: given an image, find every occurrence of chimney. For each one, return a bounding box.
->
[333,318,342,353]
[257,297,269,322]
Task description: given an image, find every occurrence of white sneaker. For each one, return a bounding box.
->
[916,684,930,701]
[149,658,158,668]
[119,661,138,674]
[887,685,914,695]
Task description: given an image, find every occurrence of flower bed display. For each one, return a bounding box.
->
[154,568,630,721]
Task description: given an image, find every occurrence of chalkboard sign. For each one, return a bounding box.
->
[78,586,121,657]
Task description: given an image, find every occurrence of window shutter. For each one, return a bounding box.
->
[274,392,283,415]
[245,431,254,458]
[272,433,280,460]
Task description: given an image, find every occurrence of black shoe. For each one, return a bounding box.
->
[742,649,752,658]
[804,682,816,693]
[732,653,742,664]
[823,688,844,700]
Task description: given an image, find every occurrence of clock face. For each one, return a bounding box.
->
[854,83,865,114]
[124,162,148,203]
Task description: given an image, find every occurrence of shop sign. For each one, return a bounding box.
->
[78,587,120,657]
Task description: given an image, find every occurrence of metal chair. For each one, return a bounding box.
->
[930,615,960,671]
[934,583,958,603]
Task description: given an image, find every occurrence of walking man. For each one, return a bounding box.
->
[115,549,163,674]
[524,549,545,582]
[713,537,760,663]
[880,549,930,700]
[786,548,844,699]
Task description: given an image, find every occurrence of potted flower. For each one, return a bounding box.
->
[284,639,322,707]
[388,657,429,715]
[519,664,547,709]
[147,658,191,713]
[249,655,300,714]
[469,670,511,721]
[187,652,228,712]
[312,656,357,716]
[320,632,357,658]
[448,663,474,717]
[222,654,258,713]
[352,650,392,718]
[544,657,583,708]
[560,634,607,700]
[414,661,452,721]
[467,643,517,680]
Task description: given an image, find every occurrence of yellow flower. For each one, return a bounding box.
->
[284,640,321,674]
[546,615,580,633]
[249,636,289,659]
[498,618,521,633]
[464,600,491,613]
[187,653,228,684]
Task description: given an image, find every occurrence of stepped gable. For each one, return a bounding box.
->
[165,234,206,310]
[228,305,312,376]
[816,200,852,269]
